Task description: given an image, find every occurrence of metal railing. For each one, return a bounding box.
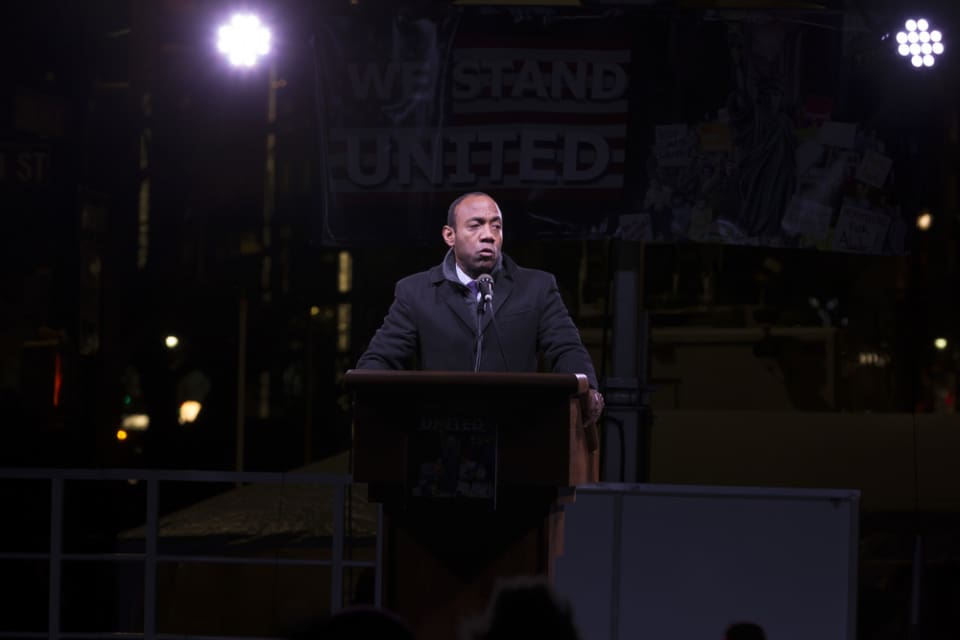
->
[0,468,382,640]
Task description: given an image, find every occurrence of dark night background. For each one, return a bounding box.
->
[1,0,960,638]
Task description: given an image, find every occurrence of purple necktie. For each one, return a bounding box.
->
[466,280,479,300]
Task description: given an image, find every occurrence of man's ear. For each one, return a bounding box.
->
[442,225,455,248]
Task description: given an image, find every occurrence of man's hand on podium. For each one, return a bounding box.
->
[578,388,604,453]
[582,388,605,426]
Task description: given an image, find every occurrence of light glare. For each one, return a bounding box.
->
[179,401,203,425]
[923,55,935,67]
[898,44,910,56]
[858,352,888,367]
[122,414,150,430]
[165,335,180,348]
[912,55,923,67]
[934,337,948,350]
[906,19,918,32]
[217,14,271,68]
[917,19,929,32]
[909,32,919,43]
[896,31,908,44]
[916,212,933,230]
[933,42,944,55]
[931,30,942,42]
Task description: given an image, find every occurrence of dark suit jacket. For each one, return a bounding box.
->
[356,252,599,388]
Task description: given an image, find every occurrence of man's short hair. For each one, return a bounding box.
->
[284,607,415,640]
[460,576,581,640]
[447,192,496,228]
[725,622,766,640]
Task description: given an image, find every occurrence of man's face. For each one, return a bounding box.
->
[442,195,503,279]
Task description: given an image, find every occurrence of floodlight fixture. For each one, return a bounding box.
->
[217,13,271,68]
[896,17,944,68]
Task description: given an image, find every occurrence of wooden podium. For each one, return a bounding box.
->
[344,370,598,640]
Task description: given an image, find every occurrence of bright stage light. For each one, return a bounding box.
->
[896,18,944,68]
[217,13,271,68]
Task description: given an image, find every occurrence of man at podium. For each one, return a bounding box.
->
[356,191,604,423]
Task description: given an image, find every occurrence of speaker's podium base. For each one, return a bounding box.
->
[346,371,597,640]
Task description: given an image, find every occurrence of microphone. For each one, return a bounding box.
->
[477,274,494,304]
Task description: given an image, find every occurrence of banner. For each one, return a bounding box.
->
[312,7,911,254]
[312,7,629,243]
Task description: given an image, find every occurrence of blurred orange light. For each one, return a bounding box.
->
[116,429,128,441]
[53,353,62,407]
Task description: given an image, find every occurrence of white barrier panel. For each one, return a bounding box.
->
[556,483,859,640]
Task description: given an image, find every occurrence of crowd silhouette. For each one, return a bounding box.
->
[287,576,767,640]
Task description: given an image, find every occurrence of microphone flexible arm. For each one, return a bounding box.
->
[486,298,511,372]
[473,291,484,372]
[473,274,510,372]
